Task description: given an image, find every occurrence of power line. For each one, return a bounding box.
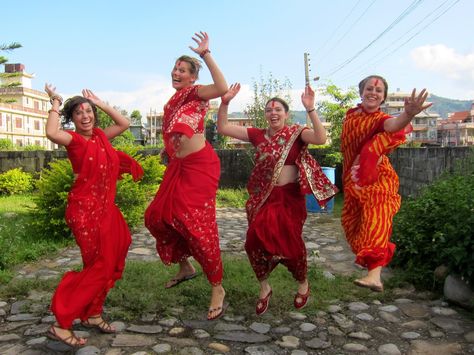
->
[322,0,425,77]
[314,0,364,66]
[337,0,458,81]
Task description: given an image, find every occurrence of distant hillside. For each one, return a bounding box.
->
[229,94,473,122]
[427,94,472,118]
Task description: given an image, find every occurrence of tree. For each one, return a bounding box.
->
[317,84,358,151]
[0,42,22,92]
[244,70,293,128]
[130,110,142,125]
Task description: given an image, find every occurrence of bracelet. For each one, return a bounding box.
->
[48,109,61,116]
[199,49,211,58]
[307,108,316,113]
[50,95,63,106]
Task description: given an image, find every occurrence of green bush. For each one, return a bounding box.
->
[0,138,14,151]
[392,172,474,288]
[32,153,165,238]
[23,144,46,151]
[32,159,74,239]
[216,188,249,208]
[0,168,34,195]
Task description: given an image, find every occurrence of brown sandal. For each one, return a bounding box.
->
[81,315,116,333]
[47,325,86,348]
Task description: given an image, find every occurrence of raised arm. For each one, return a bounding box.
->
[217,83,249,141]
[300,85,327,145]
[189,32,228,100]
[82,89,130,140]
[384,88,432,133]
[44,83,73,146]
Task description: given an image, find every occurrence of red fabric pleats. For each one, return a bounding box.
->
[51,129,139,329]
[245,183,307,281]
[145,142,223,285]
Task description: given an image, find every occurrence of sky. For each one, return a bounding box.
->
[3,0,473,117]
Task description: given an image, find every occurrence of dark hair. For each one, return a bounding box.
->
[176,55,202,80]
[61,96,99,126]
[265,97,289,113]
[358,75,388,103]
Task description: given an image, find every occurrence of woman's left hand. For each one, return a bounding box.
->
[82,89,102,106]
[189,31,209,56]
[404,88,432,118]
[301,85,315,111]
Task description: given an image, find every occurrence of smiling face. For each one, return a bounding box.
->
[265,99,289,133]
[360,77,386,112]
[72,102,95,136]
[171,60,197,90]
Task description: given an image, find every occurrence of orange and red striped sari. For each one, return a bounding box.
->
[341,105,409,270]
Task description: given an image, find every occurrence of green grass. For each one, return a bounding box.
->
[216,188,248,208]
[105,257,388,321]
[0,194,71,284]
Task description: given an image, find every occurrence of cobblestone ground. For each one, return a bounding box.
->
[0,208,473,354]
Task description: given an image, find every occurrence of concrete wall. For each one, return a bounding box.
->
[1,147,471,197]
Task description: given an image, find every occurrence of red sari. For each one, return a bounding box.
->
[341,105,410,270]
[145,85,223,285]
[245,125,337,281]
[51,128,143,329]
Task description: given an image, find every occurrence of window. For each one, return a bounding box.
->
[0,113,2,126]
[34,101,39,110]
[16,139,23,147]
[35,140,41,146]
[34,120,40,130]
[15,117,22,128]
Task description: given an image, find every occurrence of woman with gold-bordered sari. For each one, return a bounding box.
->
[217,83,337,315]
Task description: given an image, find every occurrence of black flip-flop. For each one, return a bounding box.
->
[207,301,229,321]
[164,272,198,289]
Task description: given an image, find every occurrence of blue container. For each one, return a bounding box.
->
[306,167,335,213]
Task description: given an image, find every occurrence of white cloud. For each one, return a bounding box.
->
[410,44,474,81]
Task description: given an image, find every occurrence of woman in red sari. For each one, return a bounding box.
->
[144,32,228,320]
[44,84,143,347]
[217,83,337,315]
[341,75,431,292]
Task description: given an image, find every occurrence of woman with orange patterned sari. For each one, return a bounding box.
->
[44,84,143,348]
[217,83,337,315]
[144,32,228,320]
[341,75,431,292]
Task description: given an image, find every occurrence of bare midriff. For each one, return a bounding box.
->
[276,165,298,186]
[174,133,206,158]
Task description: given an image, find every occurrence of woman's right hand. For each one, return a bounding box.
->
[44,83,57,98]
[221,83,241,105]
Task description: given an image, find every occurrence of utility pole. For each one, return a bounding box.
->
[304,52,320,127]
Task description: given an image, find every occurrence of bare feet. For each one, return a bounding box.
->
[165,259,197,288]
[207,284,226,320]
[354,266,384,292]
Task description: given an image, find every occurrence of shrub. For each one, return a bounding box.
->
[0,138,14,151]
[0,168,34,195]
[391,172,474,288]
[216,188,249,208]
[23,144,46,151]
[32,153,166,238]
[32,159,74,239]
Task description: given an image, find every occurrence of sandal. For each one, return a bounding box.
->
[256,289,272,316]
[294,286,310,310]
[354,279,384,292]
[81,315,116,333]
[47,325,86,348]
[207,300,229,321]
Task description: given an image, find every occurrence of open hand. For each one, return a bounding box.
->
[221,83,241,105]
[301,85,315,111]
[189,31,209,56]
[405,88,432,118]
[44,83,57,98]
[82,89,101,106]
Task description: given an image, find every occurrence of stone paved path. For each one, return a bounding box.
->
[1,208,473,354]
